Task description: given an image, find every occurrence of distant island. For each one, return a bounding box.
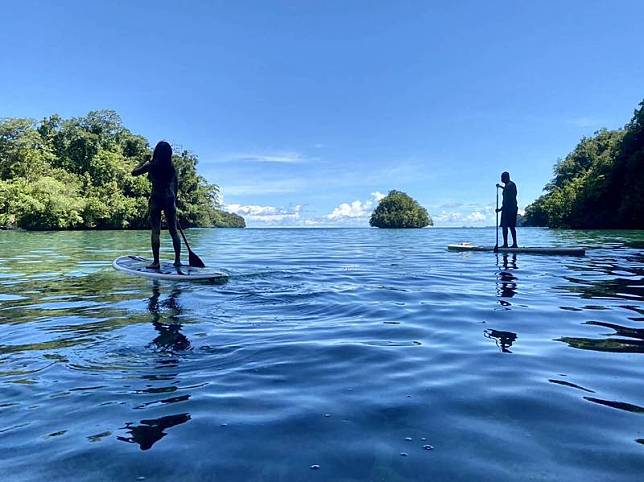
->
[370,190,432,228]
[524,99,643,229]
[0,110,245,230]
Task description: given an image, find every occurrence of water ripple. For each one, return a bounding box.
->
[0,227,643,481]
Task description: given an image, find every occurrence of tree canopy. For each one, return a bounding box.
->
[369,190,432,228]
[0,110,245,230]
[524,99,644,229]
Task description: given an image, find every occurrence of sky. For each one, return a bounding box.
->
[1,0,643,227]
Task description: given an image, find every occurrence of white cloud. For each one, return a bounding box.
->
[433,207,493,226]
[326,192,384,221]
[327,200,368,220]
[439,202,463,209]
[225,203,302,224]
[466,211,486,223]
[221,152,306,164]
[433,211,464,224]
[223,180,305,196]
[303,218,323,226]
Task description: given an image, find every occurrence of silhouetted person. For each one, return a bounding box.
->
[132,141,181,269]
[496,171,518,248]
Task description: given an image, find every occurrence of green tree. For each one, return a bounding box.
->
[0,176,84,230]
[369,190,432,228]
[0,119,54,180]
[618,100,644,227]
[524,99,644,229]
[213,210,246,228]
[0,110,245,230]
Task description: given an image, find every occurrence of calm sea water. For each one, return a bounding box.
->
[0,227,643,481]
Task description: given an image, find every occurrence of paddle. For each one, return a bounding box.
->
[494,184,500,253]
[177,220,206,268]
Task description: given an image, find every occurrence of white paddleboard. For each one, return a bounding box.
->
[448,243,585,256]
[112,256,228,281]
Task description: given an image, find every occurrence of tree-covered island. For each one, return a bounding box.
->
[0,110,245,230]
[524,99,643,229]
[370,190,432,228]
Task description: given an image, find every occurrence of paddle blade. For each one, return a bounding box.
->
[176,221,206,268]
[188,249,206,268]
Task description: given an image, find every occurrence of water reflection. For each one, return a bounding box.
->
[3,228,644,478]
[484,329,517,353]
[558,320,644,353]
[117,413,191,450]
[583,397,644,414]
[118,282,192,450]
[148,282,191,352]
[496,254,518,307]
[560,251,644,301]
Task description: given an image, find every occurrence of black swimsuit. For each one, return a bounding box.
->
[147,164,178,212]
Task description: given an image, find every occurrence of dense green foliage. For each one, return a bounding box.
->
[212,210,246,228]
[524,100,644,229]
[369,190,432,228]
[0,110,244,230]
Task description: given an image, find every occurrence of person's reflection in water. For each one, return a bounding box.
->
[148,281,191,352]
[117,413,191,450]
[484,329,518,353]
[496,253,518,306]
[118,282,191,450]
[488,254,519,352]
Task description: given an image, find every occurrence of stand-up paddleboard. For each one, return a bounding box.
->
[448,243,585,256]
[113,256,228,281]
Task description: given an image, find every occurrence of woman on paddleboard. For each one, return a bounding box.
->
[132,141,181,269]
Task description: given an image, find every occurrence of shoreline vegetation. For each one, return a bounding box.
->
[524,99,643,229]
[2,100,642,232]
[0,110,245,230]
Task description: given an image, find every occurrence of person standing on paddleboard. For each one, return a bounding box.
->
[496,171,518,248]
[131,141,181,269]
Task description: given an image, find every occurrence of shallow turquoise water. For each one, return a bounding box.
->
[0,227,643,481]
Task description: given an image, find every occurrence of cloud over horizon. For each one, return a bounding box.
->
[224,195,506,228]
[225,203,302,224]
[326,192,385,221]
[224,192,387,227]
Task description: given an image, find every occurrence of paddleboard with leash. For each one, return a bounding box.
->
[448,243,585,256]
[112,256,228,281]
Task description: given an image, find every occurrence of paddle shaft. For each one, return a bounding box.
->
[177,220,206,268]
[177,221,191,251]
[495,186,499,250]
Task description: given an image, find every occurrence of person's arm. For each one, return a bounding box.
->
[496,183,505,212]
[131,155,152,176]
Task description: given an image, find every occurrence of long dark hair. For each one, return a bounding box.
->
[149,141,176,185]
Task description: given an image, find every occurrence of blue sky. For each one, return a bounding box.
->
[1,0,643,226]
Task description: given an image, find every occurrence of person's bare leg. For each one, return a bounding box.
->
[510,227,518,248]
[148,229,161,269]
[502,227,509,248]
[165,204,181,266]
[148,203,162,269]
